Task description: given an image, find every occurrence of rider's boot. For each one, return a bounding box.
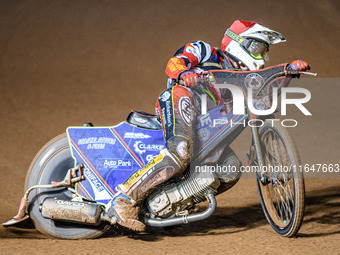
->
[110,147,187,231]
[108,191,146,232]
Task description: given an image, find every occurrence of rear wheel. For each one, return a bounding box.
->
[26,133,110,239]
[256,121,305,237]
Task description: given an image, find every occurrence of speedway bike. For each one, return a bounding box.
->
[3,64,316,239]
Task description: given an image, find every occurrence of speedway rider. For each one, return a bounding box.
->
[108,20,310,231]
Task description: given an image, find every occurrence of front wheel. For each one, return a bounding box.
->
[26,133,110,239]
[255,120,305,237]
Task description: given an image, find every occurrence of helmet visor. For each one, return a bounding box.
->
[246,40,269,59]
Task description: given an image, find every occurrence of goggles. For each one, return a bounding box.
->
[245,40,269,60]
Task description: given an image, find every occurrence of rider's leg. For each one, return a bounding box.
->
[110,86,195,231]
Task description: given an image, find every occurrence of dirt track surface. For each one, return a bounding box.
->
[0,1,339,254]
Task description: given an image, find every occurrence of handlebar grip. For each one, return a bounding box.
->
[285,70,300,76]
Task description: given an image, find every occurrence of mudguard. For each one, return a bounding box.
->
[67,122,165,204]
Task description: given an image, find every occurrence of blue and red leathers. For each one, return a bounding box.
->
[120,41,241,202]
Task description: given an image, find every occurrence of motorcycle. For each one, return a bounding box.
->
[3,64,316,239]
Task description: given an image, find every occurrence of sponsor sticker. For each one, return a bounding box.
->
[124,132,151,139]
[179,97,193,126]
[225,29,246,44]
[244,73,264,89]
[77,136,116,150]
[198,128,210,141]
[84,167,105,192]
[200,113,212,127]
[160,91,171,102]
[102,159,133,170]
[133,141,164,154]
[123,154,162,190]
[146,154,158,163]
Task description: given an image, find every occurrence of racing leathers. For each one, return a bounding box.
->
[118,40,242,203]
[166,40,233,86]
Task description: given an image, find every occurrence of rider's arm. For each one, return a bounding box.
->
[165,40,218,79]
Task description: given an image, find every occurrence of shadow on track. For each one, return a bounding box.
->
[297,185,340,238]
[128,184,340,241]
[2,185,339,240]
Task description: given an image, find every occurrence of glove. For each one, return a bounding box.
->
[287,60,310,72]
[179,71,199,87]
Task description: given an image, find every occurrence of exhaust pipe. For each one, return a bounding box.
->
[41,197,102,225]
[41,193,216,228]
[144,193,217,228]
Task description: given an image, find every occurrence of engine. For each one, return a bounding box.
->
[145,167,220,218]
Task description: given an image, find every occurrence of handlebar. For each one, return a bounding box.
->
[255,70,317,96]
[178,70,317,91]
[284,70,317,76]
[297,71,317,76]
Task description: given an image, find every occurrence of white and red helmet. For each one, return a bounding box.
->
[221,20,286,70]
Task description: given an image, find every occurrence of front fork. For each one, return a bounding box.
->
[248,124,269,185]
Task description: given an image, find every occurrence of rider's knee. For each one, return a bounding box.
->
[167,136,191,167]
